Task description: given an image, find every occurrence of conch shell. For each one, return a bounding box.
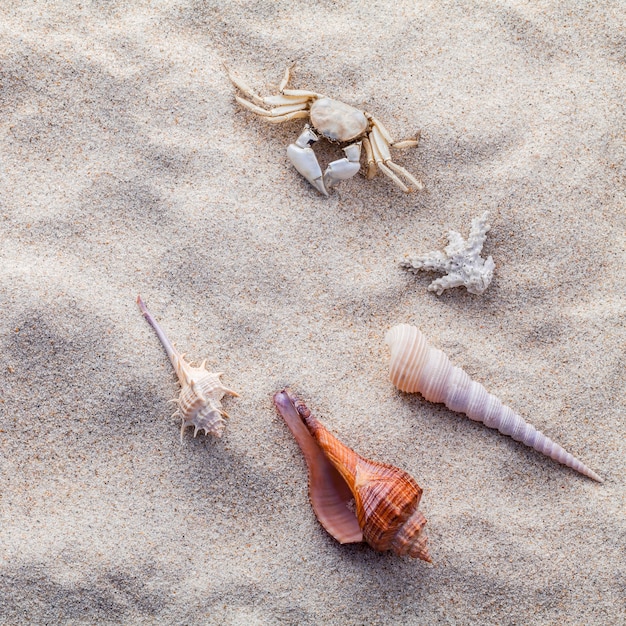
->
[386,323,602,482]
[137,295,238,440]
[273,388,431,561]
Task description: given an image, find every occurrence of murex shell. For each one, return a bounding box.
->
[273,388,431,561]
[386,323,602,482]
[137,296,238,440]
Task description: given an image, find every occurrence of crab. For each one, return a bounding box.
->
[227,66,423,196]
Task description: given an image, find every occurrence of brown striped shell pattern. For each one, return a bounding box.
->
[386,323,602,482]
[137,296,239,440]
[273,388,431,562]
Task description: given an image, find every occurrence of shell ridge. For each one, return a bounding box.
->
[357,461,423,551]
[420,348,450,402]
[391,508,429,559]
[407,327,430,393]
[479,394,504,428]
[444,367,472,413]
[307,417,361,489]
[390,324,429,393]
[173,355,193,387]
[462,380,489,421]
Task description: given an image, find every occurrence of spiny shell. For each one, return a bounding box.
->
[137,296,238,440]
[310,97,368,142]
[273,388,431,561]
[386,323,602,482]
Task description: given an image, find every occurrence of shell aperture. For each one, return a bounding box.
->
[274,389,363,544]
[273,388,432,561]
[385,323,603,482]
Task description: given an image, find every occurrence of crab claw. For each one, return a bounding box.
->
[323,142,362,190]
[287,126,328,196]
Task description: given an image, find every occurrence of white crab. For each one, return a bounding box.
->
[228,67,423,196]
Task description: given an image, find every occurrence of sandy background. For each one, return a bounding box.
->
[1,1,625,624]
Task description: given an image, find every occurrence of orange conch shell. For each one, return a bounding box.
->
[137,296,239,440]
[273,388,431,561]
[386,323,602,482]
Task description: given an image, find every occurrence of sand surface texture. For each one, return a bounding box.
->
[1,2,624,624]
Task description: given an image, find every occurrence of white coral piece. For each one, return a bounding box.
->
[401,211,495,295]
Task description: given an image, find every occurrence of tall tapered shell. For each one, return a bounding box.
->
[386,324,602,482]
[273,388,431,561]
[137,296,239,440]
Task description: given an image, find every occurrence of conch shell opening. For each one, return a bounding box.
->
[137,295,239,440]
[273,388,432,562]
[385,323,603,483]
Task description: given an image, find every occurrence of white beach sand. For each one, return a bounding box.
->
[1,1,624,624]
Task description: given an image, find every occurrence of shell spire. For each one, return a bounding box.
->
[137,295,239,440]
[385,323,602,482]
[274,388,431,561]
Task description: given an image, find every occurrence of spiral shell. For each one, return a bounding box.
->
[273,388,431,561]
[386,323,602,482]
[137,296,238,440]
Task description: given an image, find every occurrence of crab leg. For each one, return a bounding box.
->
[371,115,420,150]
[362,137,377,179]
[378,163,410,192]
[279,65,292,92]
[263,111,311,124]
[229,67,316,113]
[278,66,324,98]
[370,116,395,144]
[369,125,423,192]
[283,88,324,98]
[393,132,421,149]
[264,94,313,106]
[386,160,424,191]
[234,96,309,117]
[227,70,266,105]
[368,127,409,192]
[233,96,310,124]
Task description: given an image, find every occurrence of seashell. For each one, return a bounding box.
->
[386,323,602,482]
[273,388,431,561]
[137,295,238,440]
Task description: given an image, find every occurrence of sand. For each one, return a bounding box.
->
[1,1,624,624]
